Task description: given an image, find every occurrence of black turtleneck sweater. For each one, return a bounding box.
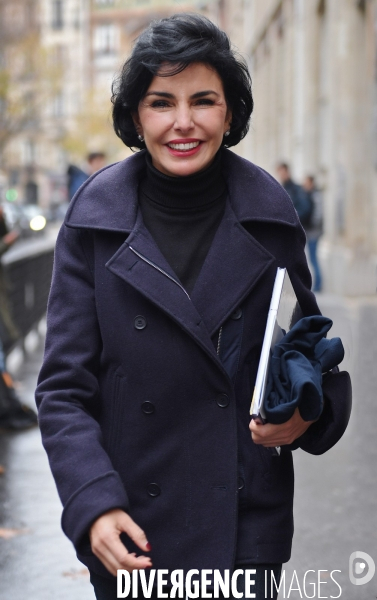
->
[138,152,227,295]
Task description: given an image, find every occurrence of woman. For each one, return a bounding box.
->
[36,14,350,600]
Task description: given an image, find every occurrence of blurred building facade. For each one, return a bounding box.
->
[91,0,202,92]
[2,0,376,297]
[0,0,205,208]
[207,0,377,296]
[39,0,91,207]
[0,0,48,207]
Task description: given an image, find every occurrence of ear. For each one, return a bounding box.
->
[224,108,232,133]
[131,111,143,137]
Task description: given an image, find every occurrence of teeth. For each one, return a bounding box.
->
[168,141,200,150]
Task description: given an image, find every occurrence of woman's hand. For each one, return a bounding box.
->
[89,508,152,576]
[249,408,315,447]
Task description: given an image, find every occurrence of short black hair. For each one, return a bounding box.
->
[111,13,253,150]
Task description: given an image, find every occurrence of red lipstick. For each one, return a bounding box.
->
[166,139,203,157]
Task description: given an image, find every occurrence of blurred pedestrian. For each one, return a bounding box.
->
[67,165,88,200]
[67,152,107,200]
[276,162,312,227]
[303,175,323,292]
[0,208,37,430]
[87,152,107,175]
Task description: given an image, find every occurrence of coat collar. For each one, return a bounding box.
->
[106,200,275,358]
[65,149,298,232]
[65,149,296,369]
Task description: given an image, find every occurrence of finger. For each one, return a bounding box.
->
[252,427,294,446]
[250,411,314,445]
[250,422,277,440]
[108,533,152,569]
[93,548,151,577]
[91,534,125,576]
[118,512,151,553]
[249,419,265,432]
[91,544,122,577]
[93,535,152,576]
[259,430,301,446]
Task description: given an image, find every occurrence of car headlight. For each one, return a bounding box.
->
[29,215,47,231]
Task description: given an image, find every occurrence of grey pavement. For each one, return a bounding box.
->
[0,335,93,600]
[0,294,377,599]
[286,294,377,600]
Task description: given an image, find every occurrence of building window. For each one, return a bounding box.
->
[3,3,26,31]
[23,140,36,165]
[73,7,81,29]
[94,24,117,55]
[51,44,66,67]
[52,0,64,30]
[53,92,64,117]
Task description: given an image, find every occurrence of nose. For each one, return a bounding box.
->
[173,104,194,132]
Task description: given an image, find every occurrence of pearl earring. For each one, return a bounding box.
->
[224,131,230,137]
[138,134,144,142]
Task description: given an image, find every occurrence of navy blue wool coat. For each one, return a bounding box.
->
[36,149,347,578]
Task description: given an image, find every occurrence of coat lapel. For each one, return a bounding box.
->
[106,202,275,352]
[105,211,221,365]
[190,202,276,336]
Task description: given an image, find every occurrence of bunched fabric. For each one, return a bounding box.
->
[264,315,345,424]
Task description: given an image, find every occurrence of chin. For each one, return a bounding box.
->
[171,166,203,177]
[159,158,214,178]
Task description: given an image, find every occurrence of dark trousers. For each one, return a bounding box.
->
[90,565,282,600]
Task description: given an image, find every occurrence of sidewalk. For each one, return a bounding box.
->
[286,293,377,599]
[0,294,377,599]
[0,337,93,600]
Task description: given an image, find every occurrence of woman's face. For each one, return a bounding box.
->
[134,62,232,177]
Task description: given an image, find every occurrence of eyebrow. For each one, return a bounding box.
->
[144,90,220,99]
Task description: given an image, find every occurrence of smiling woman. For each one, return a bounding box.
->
[111,14,252,152]
[133,63,231,177]
[36,12,350,600]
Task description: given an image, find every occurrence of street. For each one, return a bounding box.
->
[0,293,376,599]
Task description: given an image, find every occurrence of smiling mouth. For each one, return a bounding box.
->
[167,141,201,151]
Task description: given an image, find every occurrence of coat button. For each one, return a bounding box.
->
[134,316,147,330]
[147,483,160,497]
[231,308,242,320]
[216,393,230,408]
[238,477,245,490]
[142,401,155,414]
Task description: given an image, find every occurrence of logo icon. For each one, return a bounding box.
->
[349,551,375,585]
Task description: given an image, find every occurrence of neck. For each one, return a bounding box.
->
[141,151,226,211]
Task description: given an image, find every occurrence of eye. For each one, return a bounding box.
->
[150,100,170,108]
[195,99,215,106]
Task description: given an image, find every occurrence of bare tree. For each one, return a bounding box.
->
[0,0,60,164]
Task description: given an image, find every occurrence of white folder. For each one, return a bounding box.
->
[250,267,298,421]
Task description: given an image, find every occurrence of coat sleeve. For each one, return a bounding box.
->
[35,224,129,553]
